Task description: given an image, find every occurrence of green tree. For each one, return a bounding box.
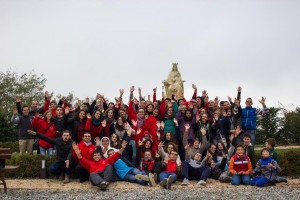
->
[0,70,46,142]
[280,107,300,144]
[256,107,285,144]
[0,70,46,113]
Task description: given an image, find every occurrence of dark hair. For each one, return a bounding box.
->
[107,149,115,156]
[83,132,91,136]
[164,142,178,153]
[266,138,276,148]
[243,133,251,140]
[261,148,270,155]
[62,130,71,136]
[236,144,244,150]
[50,100,57,105]
[56,105,62,109]
[22,105,29,110]
[93,149,102,155]
[217,141,228,153]
[74,109,87,121]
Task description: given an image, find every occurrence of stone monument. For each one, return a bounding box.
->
[163,63,185,99]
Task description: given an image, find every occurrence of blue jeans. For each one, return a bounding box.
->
[250,176,269,187]
[159,172,177,182]
[182,161,210,181]
[39,147,53,157]
[231,174,250,185]
[124,168,147,185]
[49,161,71,176]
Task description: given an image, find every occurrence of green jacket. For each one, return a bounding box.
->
[269,148,279,163]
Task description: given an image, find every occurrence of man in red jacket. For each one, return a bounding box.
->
[73,140,126,190]
[72,132,96,183]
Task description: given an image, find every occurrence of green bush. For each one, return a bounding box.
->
[255,149,300,176]
[0,141,19,153]
[5,153,56,178]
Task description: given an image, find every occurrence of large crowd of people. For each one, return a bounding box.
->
[11,85,287,190]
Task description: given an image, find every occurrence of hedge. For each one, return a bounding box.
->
[1,142,300,178]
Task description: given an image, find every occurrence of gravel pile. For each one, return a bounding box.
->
[2,186,300,200]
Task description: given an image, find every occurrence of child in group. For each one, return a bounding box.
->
[251,148,281,187]
[265,138,287,183]
[229,144,252,185]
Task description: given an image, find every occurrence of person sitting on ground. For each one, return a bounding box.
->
[72,140,126,191]
[158,141,181,166]
[183,124,207,162]
[158,150,181,190]
[251,148,282,187]
[265,138,287,183]
[107,147,155,186]
[181,151,211,186]
[208,153,231,183]
[229,144,252,186]
[27,130,73,184]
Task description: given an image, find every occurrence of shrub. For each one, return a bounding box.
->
[5,153,56,178]
[0,141,19,153]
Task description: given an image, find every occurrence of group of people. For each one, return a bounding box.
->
[11,85,286,190]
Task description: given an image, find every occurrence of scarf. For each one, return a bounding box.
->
[92,119,101,126]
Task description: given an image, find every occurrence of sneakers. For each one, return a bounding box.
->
[197,180,206,186]
[99,181,109,190]
[166,175,174,190]
[135,174,150,182]
[181,178,189,186]
[63,176,70,184]
[159,178,168,187]
[148,173,157,187]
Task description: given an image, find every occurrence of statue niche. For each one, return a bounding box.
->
[163,63,185,99]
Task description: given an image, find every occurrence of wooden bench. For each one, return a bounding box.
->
[0,148,19,193]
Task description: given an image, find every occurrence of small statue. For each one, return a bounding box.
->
[163,63,185,99]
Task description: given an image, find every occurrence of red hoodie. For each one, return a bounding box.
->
[78,152,121,173]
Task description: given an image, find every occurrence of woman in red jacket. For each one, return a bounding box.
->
[32,110,57,156]
[85,110,102,141]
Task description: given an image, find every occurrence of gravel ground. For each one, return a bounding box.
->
[1,179,300,200]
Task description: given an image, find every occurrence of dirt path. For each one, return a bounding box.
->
[255,145,300,150]
[4,178,300,191]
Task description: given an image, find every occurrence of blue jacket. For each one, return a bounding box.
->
[241,107,257,130]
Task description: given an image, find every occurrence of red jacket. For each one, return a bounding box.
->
[163,160,177,174]
[229,154,252,175]
[72,141,96,161]
[78,152,121,173]
[85,118,100,139]
[32,117,57,149]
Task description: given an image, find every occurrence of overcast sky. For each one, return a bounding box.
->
[0,0,299,109]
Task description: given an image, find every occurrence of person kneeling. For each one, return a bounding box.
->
[229,144,252,186]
